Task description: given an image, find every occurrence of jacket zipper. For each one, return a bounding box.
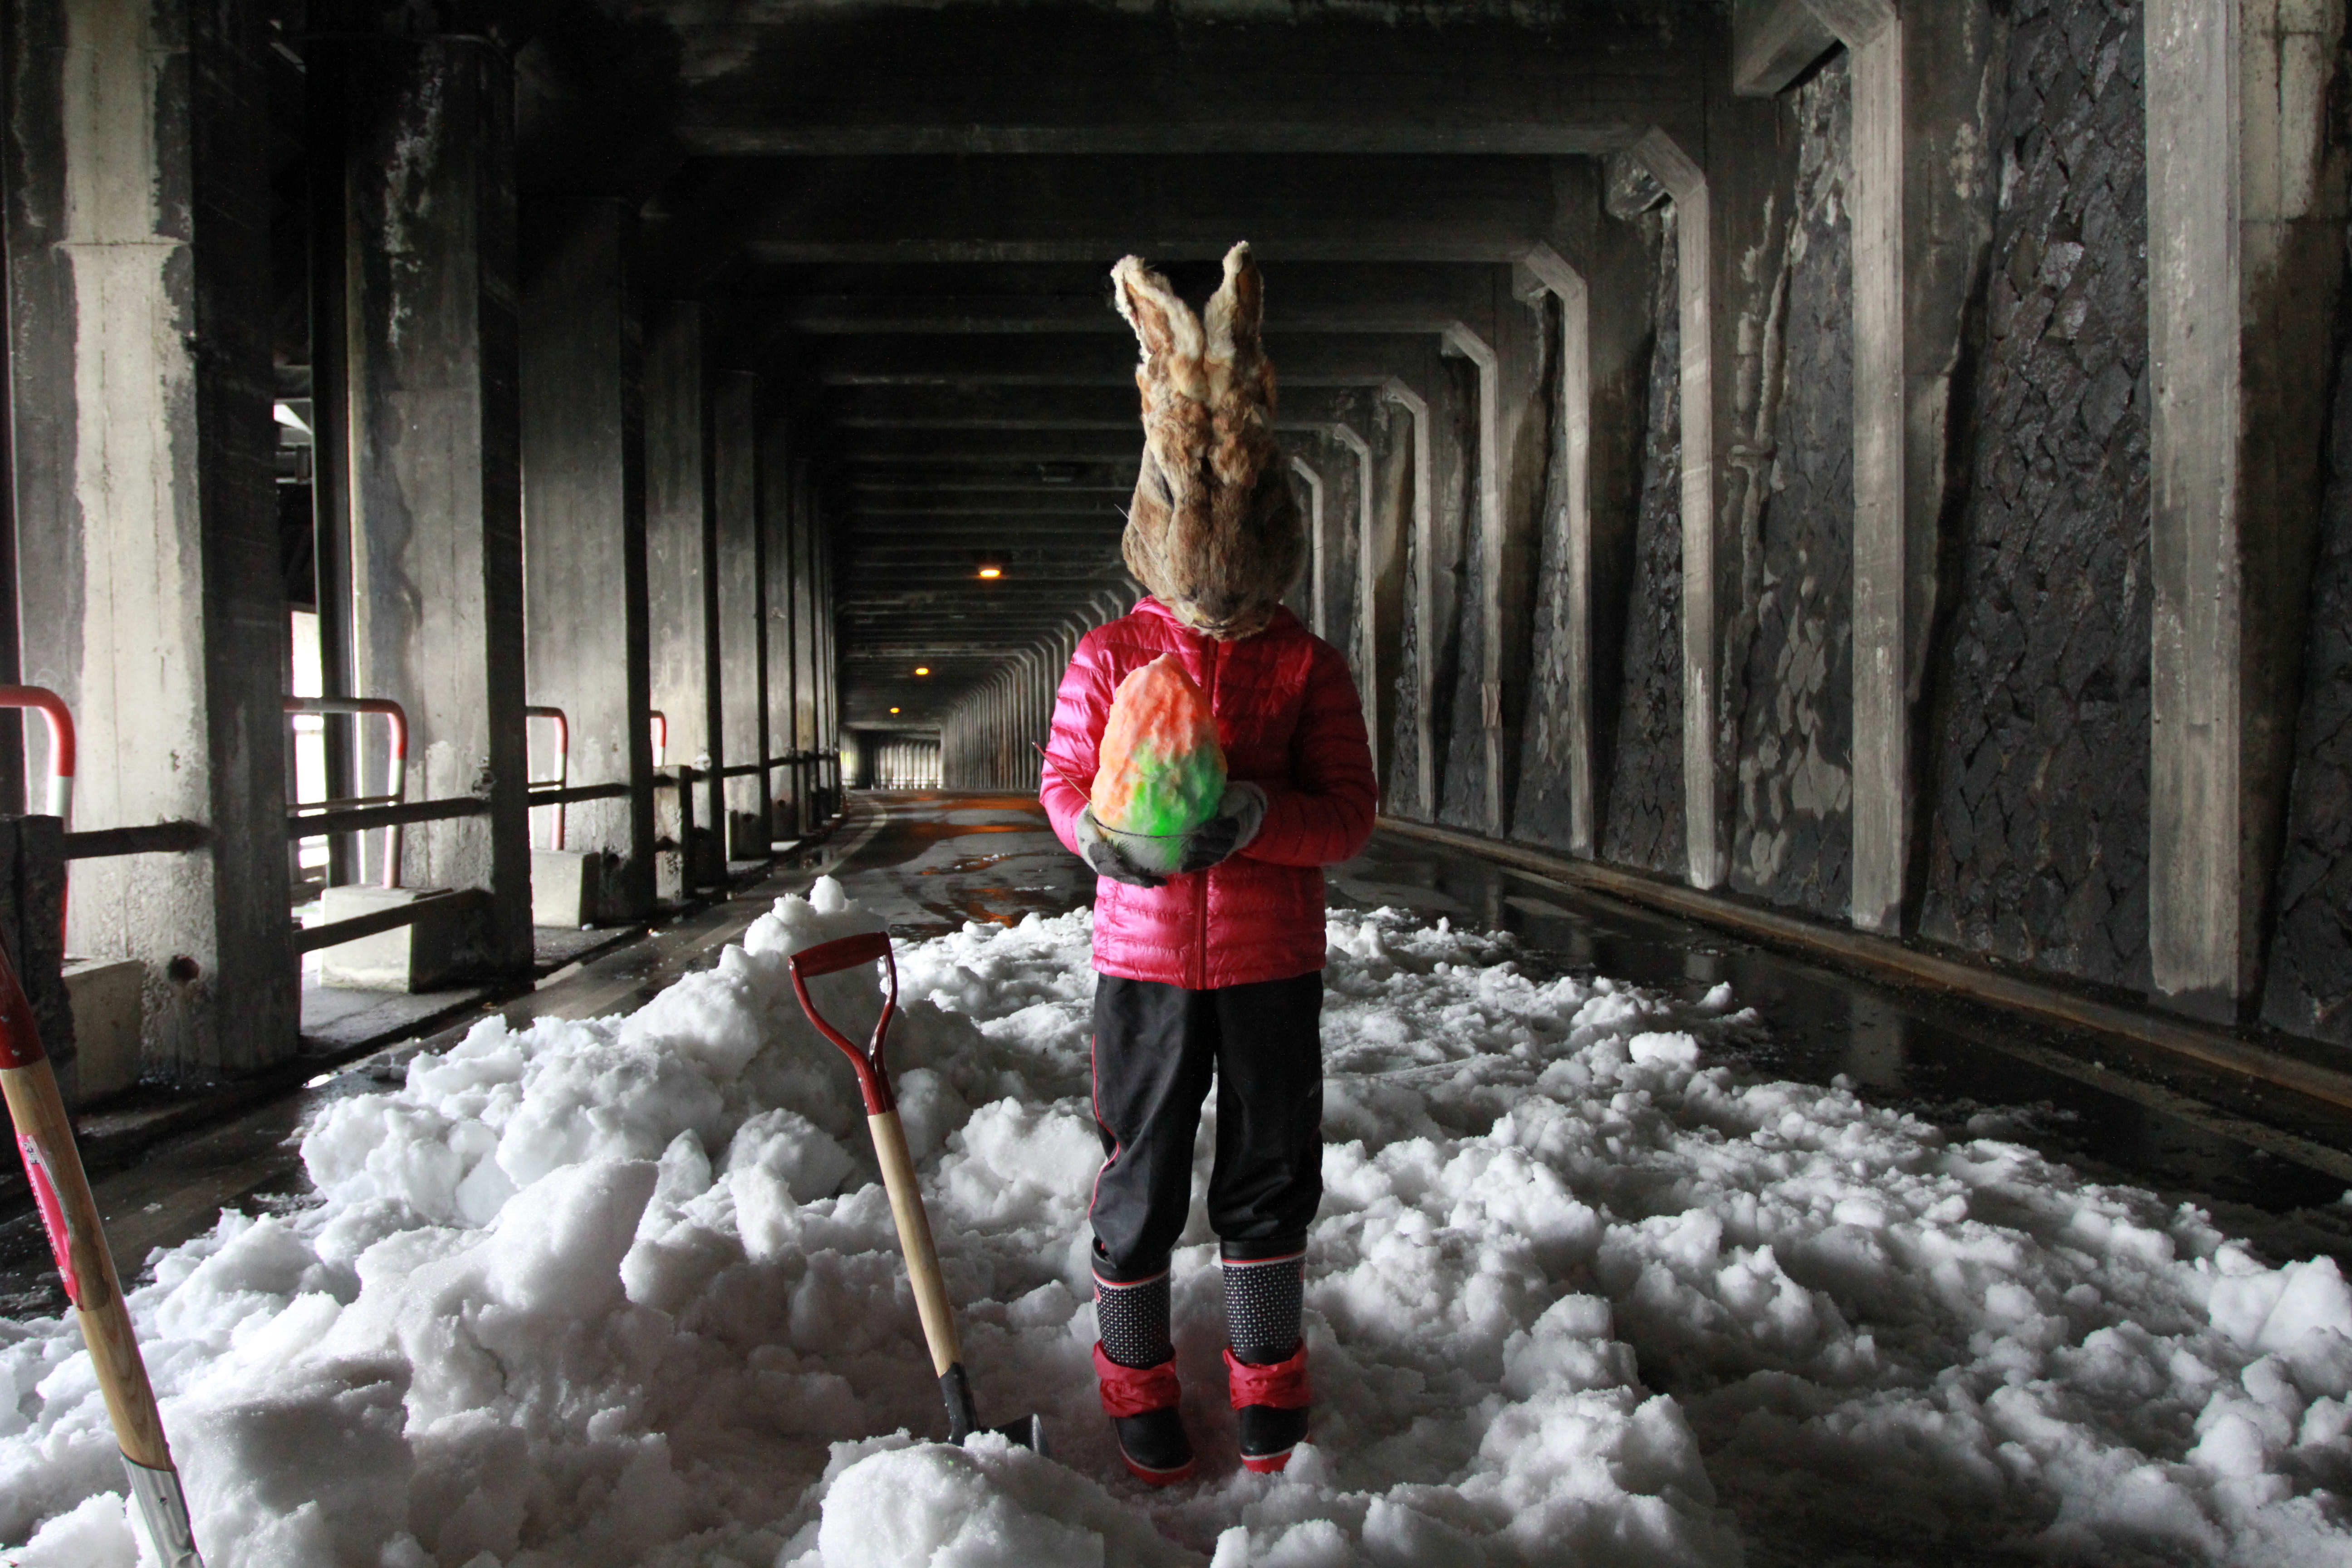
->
[1196,634,1221,990]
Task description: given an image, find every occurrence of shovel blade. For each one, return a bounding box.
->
[991,1413,1049,1457]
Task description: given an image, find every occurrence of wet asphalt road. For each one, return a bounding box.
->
[3,789,2346,1317]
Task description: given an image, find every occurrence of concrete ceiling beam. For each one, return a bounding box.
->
[656,4,1705,156]
[644,153,1574,284]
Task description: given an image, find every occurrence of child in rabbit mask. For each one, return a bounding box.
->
[1040,244,1378,1483]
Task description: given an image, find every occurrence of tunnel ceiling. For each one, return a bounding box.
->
[508,0,1714,730]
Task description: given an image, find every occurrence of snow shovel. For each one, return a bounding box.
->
[788,930,1048,1454]
[0,946,205,1566]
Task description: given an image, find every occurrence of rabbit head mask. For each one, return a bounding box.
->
[1111,243,1304,642]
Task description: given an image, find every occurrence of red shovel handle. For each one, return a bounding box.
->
[788,931,900,1114]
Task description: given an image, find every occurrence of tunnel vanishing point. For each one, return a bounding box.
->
[1,0,2350,1095]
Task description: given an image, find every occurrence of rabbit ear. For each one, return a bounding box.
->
[1202,242,1262,370]
[1111,255,1205,399]
[1204,242,1275,451]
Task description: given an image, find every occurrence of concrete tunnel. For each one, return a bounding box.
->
[5,1,2352,1561]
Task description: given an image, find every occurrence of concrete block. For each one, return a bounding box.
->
[64,958,143,1102]
[532,849,601,929]
[318,885,465,992]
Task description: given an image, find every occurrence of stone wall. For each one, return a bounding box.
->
[1599,206,1686,874]
[2264,335,2352,1044]
[1730,56,1854,919]
[1919,0,2151,989]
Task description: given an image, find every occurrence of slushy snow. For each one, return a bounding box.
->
[2,878,2348,1566]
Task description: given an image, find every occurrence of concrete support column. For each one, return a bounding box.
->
[1328,423,1380,779]
[2146,0,2349,1015]
[1519,248,1596,853]
[1291,455,1328,639]
[644,301,721,893]
[1636,72,1789,890]
[5,0,293,1075]
[760,417,797,838]
[327,33,530,969]
[520,197,652,921]
[712,371,767,860]
[1443,323,1508,837]
[793,460,820,823]
[1740,0,2001,933]
[1381,378,1436,818]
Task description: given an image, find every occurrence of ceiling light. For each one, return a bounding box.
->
[977,565,1003,580]
[914,666,931,676]
[890,707,901,714]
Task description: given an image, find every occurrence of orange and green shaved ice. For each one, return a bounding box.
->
[1090,655,1227,838]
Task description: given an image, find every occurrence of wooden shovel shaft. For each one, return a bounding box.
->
[866,1108,963,1374]
[0,1054,174,1470]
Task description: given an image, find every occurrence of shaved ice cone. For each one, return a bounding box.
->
[1090,656,1226,872]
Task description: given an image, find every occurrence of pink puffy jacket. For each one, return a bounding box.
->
[1041,597,1378,989]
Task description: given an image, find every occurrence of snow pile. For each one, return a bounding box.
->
[0,879,2347,1566]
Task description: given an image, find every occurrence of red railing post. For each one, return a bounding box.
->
[283,696,409,888]
[0,685,75,823]
[525,706,569,850]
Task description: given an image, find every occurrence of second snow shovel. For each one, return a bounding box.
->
[788,930,1047,1453]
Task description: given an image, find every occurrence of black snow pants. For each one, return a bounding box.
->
[1088,970,1324,1283]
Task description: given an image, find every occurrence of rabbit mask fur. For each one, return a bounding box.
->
[1111,243,1304,642]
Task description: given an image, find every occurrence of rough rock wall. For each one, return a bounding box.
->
[1920,0,2151,988]
[1731,57,1854,918]
[1599,207,1686,873]
[2263,337,2352,1044]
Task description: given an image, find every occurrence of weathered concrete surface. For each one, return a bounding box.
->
[2146,0,2350,1017]
[1515,194,1656,858]
[643,301,724,893]
[2264,333,2352,1045]
[1921,0,2151,990]
[1732,57,1854,921]
[5,0,294,1074]
[761,418,800,836]
[1599,207,1687,876]
[332,34,532,978]
[712,371,769,859]
[520,198,653,921]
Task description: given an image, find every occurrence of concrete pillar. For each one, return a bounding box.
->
[1519,249,1596,853]
[1291,455,1328,639]
[2146,0,2349,1016]
[1328,424,1379,779]
[1381,378,1436,819]
[794,460,820,824]
[761,417,798,838]
[1739,0,2002,933]
[520,197,653,921]
[644,301,722,893]
[326,32,531,969]
[4,0,294,1075]
[712,371,767,860]
[1635,66,1790,890]
[1442,323,1508,837]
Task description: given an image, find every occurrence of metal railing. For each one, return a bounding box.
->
[284,696,408,888]
[0,685,73,823]
[525,705,569,850]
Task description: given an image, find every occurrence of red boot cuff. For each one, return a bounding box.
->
[1223,1343,1311,1410]
[1093,1342,1181,1418]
